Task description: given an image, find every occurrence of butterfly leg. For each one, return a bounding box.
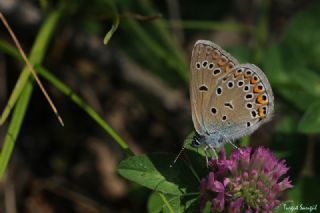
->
[204,146,210,167]
[227,139,243,154]
[208,144,218,159]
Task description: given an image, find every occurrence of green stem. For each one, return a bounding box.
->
[37,66,134,156]
[0,9,62,178]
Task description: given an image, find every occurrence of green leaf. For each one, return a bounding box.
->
[291,69,320,97]
[118,153,199,195]
[148,192,164,213]
[298,101,320,133]
[281,1,320,69]
[262,44,290,86]
[148,191,199,213]
[275,115,297,134]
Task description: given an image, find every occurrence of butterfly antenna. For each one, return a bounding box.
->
[170,145,186,167]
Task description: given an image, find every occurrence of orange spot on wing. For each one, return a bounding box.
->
[250,76,259,84]
[218,56,227,67]
[225,62,235,73]
[256,95,268,105]
[234,69,242,78]
[258,106,266,118]
[253,84,264,93]
[212,50,220,60]
[244,72,252,78]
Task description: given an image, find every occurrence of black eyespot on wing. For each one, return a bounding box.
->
[199,85,208,91]
[196,62,201,69]
[237,81,244,87]
[216,87,222,95]
[224,102,234,110]
[227,81,234,88]
[246,103,253,109]
[251,111,257,118]
[213,68,221,75]
[209,63,214,69]
[202,61,208,67]
[211,107,217,114]
[247,122,251,127]
[245,94,253,100]
[222,115,227,121]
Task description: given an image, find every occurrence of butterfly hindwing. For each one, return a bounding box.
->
[204,63,274,140]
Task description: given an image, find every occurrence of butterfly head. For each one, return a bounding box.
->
[191,132,204,147]
[192,131,225,148]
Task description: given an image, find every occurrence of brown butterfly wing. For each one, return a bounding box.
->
[204,64,274,140]
[190,40,239,135]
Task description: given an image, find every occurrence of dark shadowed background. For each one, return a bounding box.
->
[0,0,319,212]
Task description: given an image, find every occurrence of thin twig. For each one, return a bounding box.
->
[0,12,64,126]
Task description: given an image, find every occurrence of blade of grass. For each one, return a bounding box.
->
[0,40,134,157]
[0,9,62,178]
[103,0,120,44]
[36,66,134,156]
[0,80,33,176]
[132,0,187,72]
[118,1,188,83]
[121,18,188,83]
[0,11,63,126]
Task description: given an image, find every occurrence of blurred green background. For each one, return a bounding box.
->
[0,0,319,212]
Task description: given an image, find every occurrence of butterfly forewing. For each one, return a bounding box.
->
[190,40,239,135]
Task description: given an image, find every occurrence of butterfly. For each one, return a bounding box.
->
[190,40,274,153]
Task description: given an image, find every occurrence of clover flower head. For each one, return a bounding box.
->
[200,147,293,213]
